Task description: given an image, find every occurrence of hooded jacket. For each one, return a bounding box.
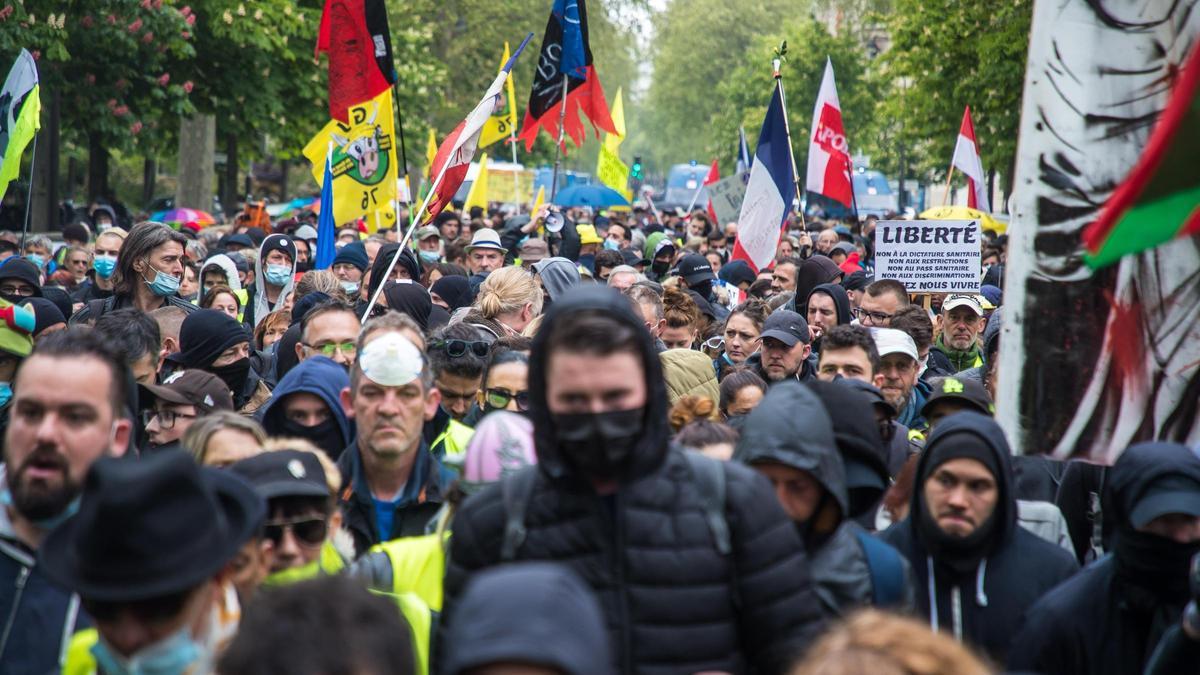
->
[957,307,1002,383]
[198,254,243,296]
[659,348,720,409]
[245,234,297,329]
[257,356,354,462]
[881,412,1077,663]
[531,257,580,303]
[0,474,90,675]
[443,563,611,675]
[1008,442,1200,675]
[786,257,844,315]
[445,285,825,675]
[736,382,914,616]
[805,283,852,353]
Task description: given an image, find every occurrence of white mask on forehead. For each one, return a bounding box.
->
[359,333,423,387]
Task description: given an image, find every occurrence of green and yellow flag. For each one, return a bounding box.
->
[425,127,438,169]
[0,49,41,201]
[478,42,518,150]
[304,88,398,233]
[464,153,490,214]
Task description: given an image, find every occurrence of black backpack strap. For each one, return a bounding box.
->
[499,466,538,562]
[685,451,731,555]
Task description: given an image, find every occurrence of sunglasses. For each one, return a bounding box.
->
[432,338,491,358]
[263,516,328,547]
[703,335,725,350]
[484,387,530,411]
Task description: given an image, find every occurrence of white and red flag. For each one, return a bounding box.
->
[951,105,990,211]
[805,58,853,207]
[703,159,720,224]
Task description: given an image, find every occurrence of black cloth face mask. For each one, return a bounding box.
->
[550,408,644,482]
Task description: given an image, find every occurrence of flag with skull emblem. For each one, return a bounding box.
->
[303,88,398,232]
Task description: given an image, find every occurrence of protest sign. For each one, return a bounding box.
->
[874,219,981,293]
[708,171,749,226]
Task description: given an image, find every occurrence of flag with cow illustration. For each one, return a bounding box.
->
[303,88,399,232]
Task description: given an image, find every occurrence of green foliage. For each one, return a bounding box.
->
[0,1,195,152]
[884,0,1032,190]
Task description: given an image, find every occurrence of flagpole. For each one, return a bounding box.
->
[19,134,38,250]
[391,82,411,199]
[362,146,456,319]
[772,58,806,230]
[941,165,956,207]
[549,74,569,201]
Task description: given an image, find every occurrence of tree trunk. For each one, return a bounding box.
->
[87,132,109,205]
[279,158,289,202]
[222,132,239,217]
[175,114,216,211]
[29,87,60,233]
[66,157,78,202]
[142,157,157,206]
[987,168,996,214]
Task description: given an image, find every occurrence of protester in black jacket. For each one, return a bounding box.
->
[445,286,825,675]
[882,412,1078,663]
[1008,441,1200,675]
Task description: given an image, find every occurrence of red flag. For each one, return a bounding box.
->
[950,106,990,211]
[316,0,395,123]
[703,159,720,224]
[805,58,853,208]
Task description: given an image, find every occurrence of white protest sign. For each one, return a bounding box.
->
[874,219,981,293]
[707,172,749,226]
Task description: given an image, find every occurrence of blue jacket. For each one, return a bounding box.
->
[0,483,89,675]
[257,356,354,460]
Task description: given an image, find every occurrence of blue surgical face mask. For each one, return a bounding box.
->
[93,255,117,279]
[25,253,45,269]
[264,264,292,287]
[341,280,360,295]
[603,238,620,251]
[0,485,80,530]
[143,264,181,297]
[91,625,202,675]
[418,249,440,264]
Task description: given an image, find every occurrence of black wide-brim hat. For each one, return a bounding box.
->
[39,450,264,602]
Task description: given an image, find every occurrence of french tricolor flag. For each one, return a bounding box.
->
[732,85,796,273]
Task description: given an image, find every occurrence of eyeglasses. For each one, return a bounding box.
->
[703,335,725,350]
[432,338,490,358]
[263,516,328,547]
[142,409,198,429]
[855,307,893,324]
[0,284,35,297]
[484,387,530,411]
[304,341,357,357]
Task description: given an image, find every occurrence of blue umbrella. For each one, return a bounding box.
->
[552,184,630,208]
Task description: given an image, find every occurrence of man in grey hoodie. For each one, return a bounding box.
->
[531,257,580,307]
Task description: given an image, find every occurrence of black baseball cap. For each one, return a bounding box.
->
[676,253,715,284]
[1129,474,1200,529]
[760,310,811,347]
[920,376,994,419]
[228,450,329,501]
[141,370,235,414]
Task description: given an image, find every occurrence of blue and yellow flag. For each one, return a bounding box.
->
[303,88,398,233]
[0,49,40,201]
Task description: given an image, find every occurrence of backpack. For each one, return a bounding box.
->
[500,451,732,561]
[853,530,907,608]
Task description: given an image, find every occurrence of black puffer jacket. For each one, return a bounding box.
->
[882,412,1078,663]
[445,286,825,675]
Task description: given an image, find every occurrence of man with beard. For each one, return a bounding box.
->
[445,286,824,674]
[873,328,930,430]
[1009,442,1200,674]
[882,412,1077,663]
[141,370,235,454]
[0,328,134,673]
[932,295,986,373]
[747,310,816,384]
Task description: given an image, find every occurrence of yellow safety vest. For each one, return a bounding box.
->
[369,532,449,612]
[369,590,434,675]
[261,539,346,587]
[432,419,474,471]
[62,628,97,675]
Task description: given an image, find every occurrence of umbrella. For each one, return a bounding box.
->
[151,207,216,227]
[919,206,1005,234]
[552,184,631,208]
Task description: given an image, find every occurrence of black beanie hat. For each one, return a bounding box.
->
[923,429,1000,483]
[174,309,251,368]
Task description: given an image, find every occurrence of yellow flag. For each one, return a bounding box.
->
[303,89,399,233]
[596,144,631,201]
[464,153,489,214]
[531,185,545,213]
[478,42,517,150]
[425,128,437,169]
[604,87,625,152]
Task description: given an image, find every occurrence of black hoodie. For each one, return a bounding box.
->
[882,412,1077,663]
[446,285,825,675]
[736,382,913,616]
[1009,442,1200,675]
[805,283,852,352]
